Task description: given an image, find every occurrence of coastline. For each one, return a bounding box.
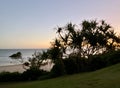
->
[0,64,25,73]
[0,63,53,73]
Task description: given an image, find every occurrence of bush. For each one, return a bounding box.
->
[22,68,47,81]
[89,50,120,71]
[51,59,66,77]
[106,50,120,65]
[89,55,107,71]
[0,69,49,82]
[63,58,79,74]
[0,72,22,82]
[63,50,120,73]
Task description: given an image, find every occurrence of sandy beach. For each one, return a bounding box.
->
[0,64,25,73]
[0,63,53,73]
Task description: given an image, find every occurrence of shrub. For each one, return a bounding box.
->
[106,50,120,65]
[22,68,46,81]
[89,55,107,71]
[63,58,79,74]
[51,59,66,77]
[0,72,22,82]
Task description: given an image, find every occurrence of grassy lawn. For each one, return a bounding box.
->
[0,63,120,88]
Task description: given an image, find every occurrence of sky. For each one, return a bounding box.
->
[0,0,120,49]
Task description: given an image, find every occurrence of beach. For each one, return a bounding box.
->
[0,63,53,73]
[0,64,25,73]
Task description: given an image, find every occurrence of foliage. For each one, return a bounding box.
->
[0,70,49,82]
[54,20,120,58]
[51,59,66,77]
[22,51,50,80]
[0,72,22,82]
[102,50,120,66]
[63,58,79,74]
[46,42,66,76]
[47,47,62,62]
[22,68,47,80]
[23,51,48,70]
[1,63,120,88]
[1,49,119,82]
[48,20,120,76]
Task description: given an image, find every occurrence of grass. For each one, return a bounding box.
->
[0,63,120,88]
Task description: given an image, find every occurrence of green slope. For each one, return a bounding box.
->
[1,63,120,88]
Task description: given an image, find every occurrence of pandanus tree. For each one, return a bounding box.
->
[52,20,120,59]
[81,20,120,58]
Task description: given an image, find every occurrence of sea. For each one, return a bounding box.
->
[0,49,46,66]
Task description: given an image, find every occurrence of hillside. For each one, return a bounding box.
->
[0,63,120,88]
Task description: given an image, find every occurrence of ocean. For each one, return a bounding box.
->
[0,49,46,66]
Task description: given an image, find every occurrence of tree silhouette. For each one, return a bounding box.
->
[23,51,48,70]
[52,20,120,59]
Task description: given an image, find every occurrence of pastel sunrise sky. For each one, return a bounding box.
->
[0,0,120,49]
